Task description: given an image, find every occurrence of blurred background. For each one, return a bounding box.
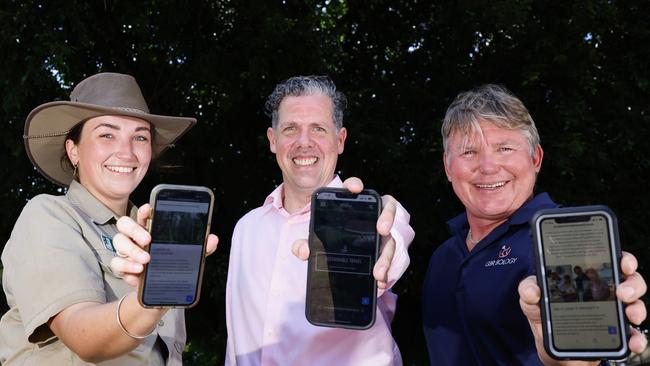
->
[1,1,648,364]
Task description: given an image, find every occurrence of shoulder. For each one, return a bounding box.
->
[428,236,461,266]
[17,193,78,225]
[4,194,81,257]
[233,204,271,231]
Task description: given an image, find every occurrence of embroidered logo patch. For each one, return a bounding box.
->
[485,244,518,267]
[101,235,115,252]
[498,245,512,258]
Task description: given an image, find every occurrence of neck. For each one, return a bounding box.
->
[282,186,313,214]
[99,197,128,217]
[466,217,507,251]
[80,182,129,216]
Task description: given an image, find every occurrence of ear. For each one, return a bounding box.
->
[532,144,543,173]
[65,139,79,166]
[337,127,347,154]
[443,152,452,182]
[267,127,276,153]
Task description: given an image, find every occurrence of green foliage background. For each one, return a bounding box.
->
[1,1,648,364]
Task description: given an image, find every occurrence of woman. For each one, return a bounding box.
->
[585,268,613,301]
[0,72,217,365]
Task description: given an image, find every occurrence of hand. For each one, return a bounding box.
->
[110,204,219,287]
[291,177,398,289]
[518,251,647,365]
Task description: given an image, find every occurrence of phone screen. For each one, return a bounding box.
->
[306,189,380,329]
[538,212,625,353]
[140,186,212,307]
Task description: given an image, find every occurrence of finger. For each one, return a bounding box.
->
[518,276,541,306]
[342,177,364,193]
[291,239,310,261]
[374,237,395,288]
[120,274,141,288]
[136,203,151,227]
[113,232,150,264]
[377,195,397,236]
[617,272,647,303]
[116,216,151,247]
[620,251,638,276]
[624,299,647,326]
[205,234,219,256]
[629,326,649,354]
[110,256,144,275]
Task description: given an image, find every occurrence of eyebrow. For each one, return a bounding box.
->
[495,139,521,146]
[93,123,152,133]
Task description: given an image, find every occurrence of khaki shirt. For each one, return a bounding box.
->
[0,180,186,365]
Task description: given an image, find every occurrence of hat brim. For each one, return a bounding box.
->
[24,101,196,187]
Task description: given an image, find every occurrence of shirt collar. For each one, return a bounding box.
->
[264,175,344,215]
[66,180,137,224]
[447,192,556,235]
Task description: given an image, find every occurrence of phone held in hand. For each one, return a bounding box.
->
[138,184,214,308]
[305,187,382,330]
[531,205,629,360]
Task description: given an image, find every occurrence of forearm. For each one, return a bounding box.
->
[49,292,167,363]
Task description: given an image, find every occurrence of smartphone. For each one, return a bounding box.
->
[531,205,628,360]
[138,184,214,308]
[305,187,381,329]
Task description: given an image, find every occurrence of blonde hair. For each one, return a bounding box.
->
[442,84,540,158]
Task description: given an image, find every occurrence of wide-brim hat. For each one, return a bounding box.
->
[23,72,196,187]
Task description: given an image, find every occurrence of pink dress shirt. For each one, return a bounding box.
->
[225,177,414,366]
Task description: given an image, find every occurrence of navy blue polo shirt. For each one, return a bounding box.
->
[422,193,558,366]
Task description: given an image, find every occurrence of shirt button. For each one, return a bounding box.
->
[158,320,165,327]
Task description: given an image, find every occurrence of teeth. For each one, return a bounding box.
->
[293,157,317,166]
[476,181,506,189]
[106,165,135,173]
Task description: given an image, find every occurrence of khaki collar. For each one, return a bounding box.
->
[66,180,137,224]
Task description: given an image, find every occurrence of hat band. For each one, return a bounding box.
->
[115,106,147,114]
[23,130,72,139]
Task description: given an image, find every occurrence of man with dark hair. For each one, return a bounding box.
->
[225,75,415,365]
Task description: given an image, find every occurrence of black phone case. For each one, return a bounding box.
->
[305,187,382,330]
[530,205,629,360]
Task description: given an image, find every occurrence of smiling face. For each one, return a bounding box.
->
[65,115,152,214]
[267,94,346,210]
[444,119,543,225]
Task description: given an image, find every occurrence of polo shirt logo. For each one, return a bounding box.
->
[498,245,512,258]
[101,235,115,252]
[485,244,518,267]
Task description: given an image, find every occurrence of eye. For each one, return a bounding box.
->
[99,133,114,139]
[313,126,327,133]
[283,126,297,133]
[461,149,476,156]
[498,146,514,152]
[134,135,149,142]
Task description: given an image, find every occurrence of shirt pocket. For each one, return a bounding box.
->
[25,339,76,366]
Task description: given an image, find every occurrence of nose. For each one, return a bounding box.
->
[296,128,313,147]
[114,136,136,159]
[478,151,499,174]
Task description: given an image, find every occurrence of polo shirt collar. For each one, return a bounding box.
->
[264,175,344,215]
[66,180,137,224]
